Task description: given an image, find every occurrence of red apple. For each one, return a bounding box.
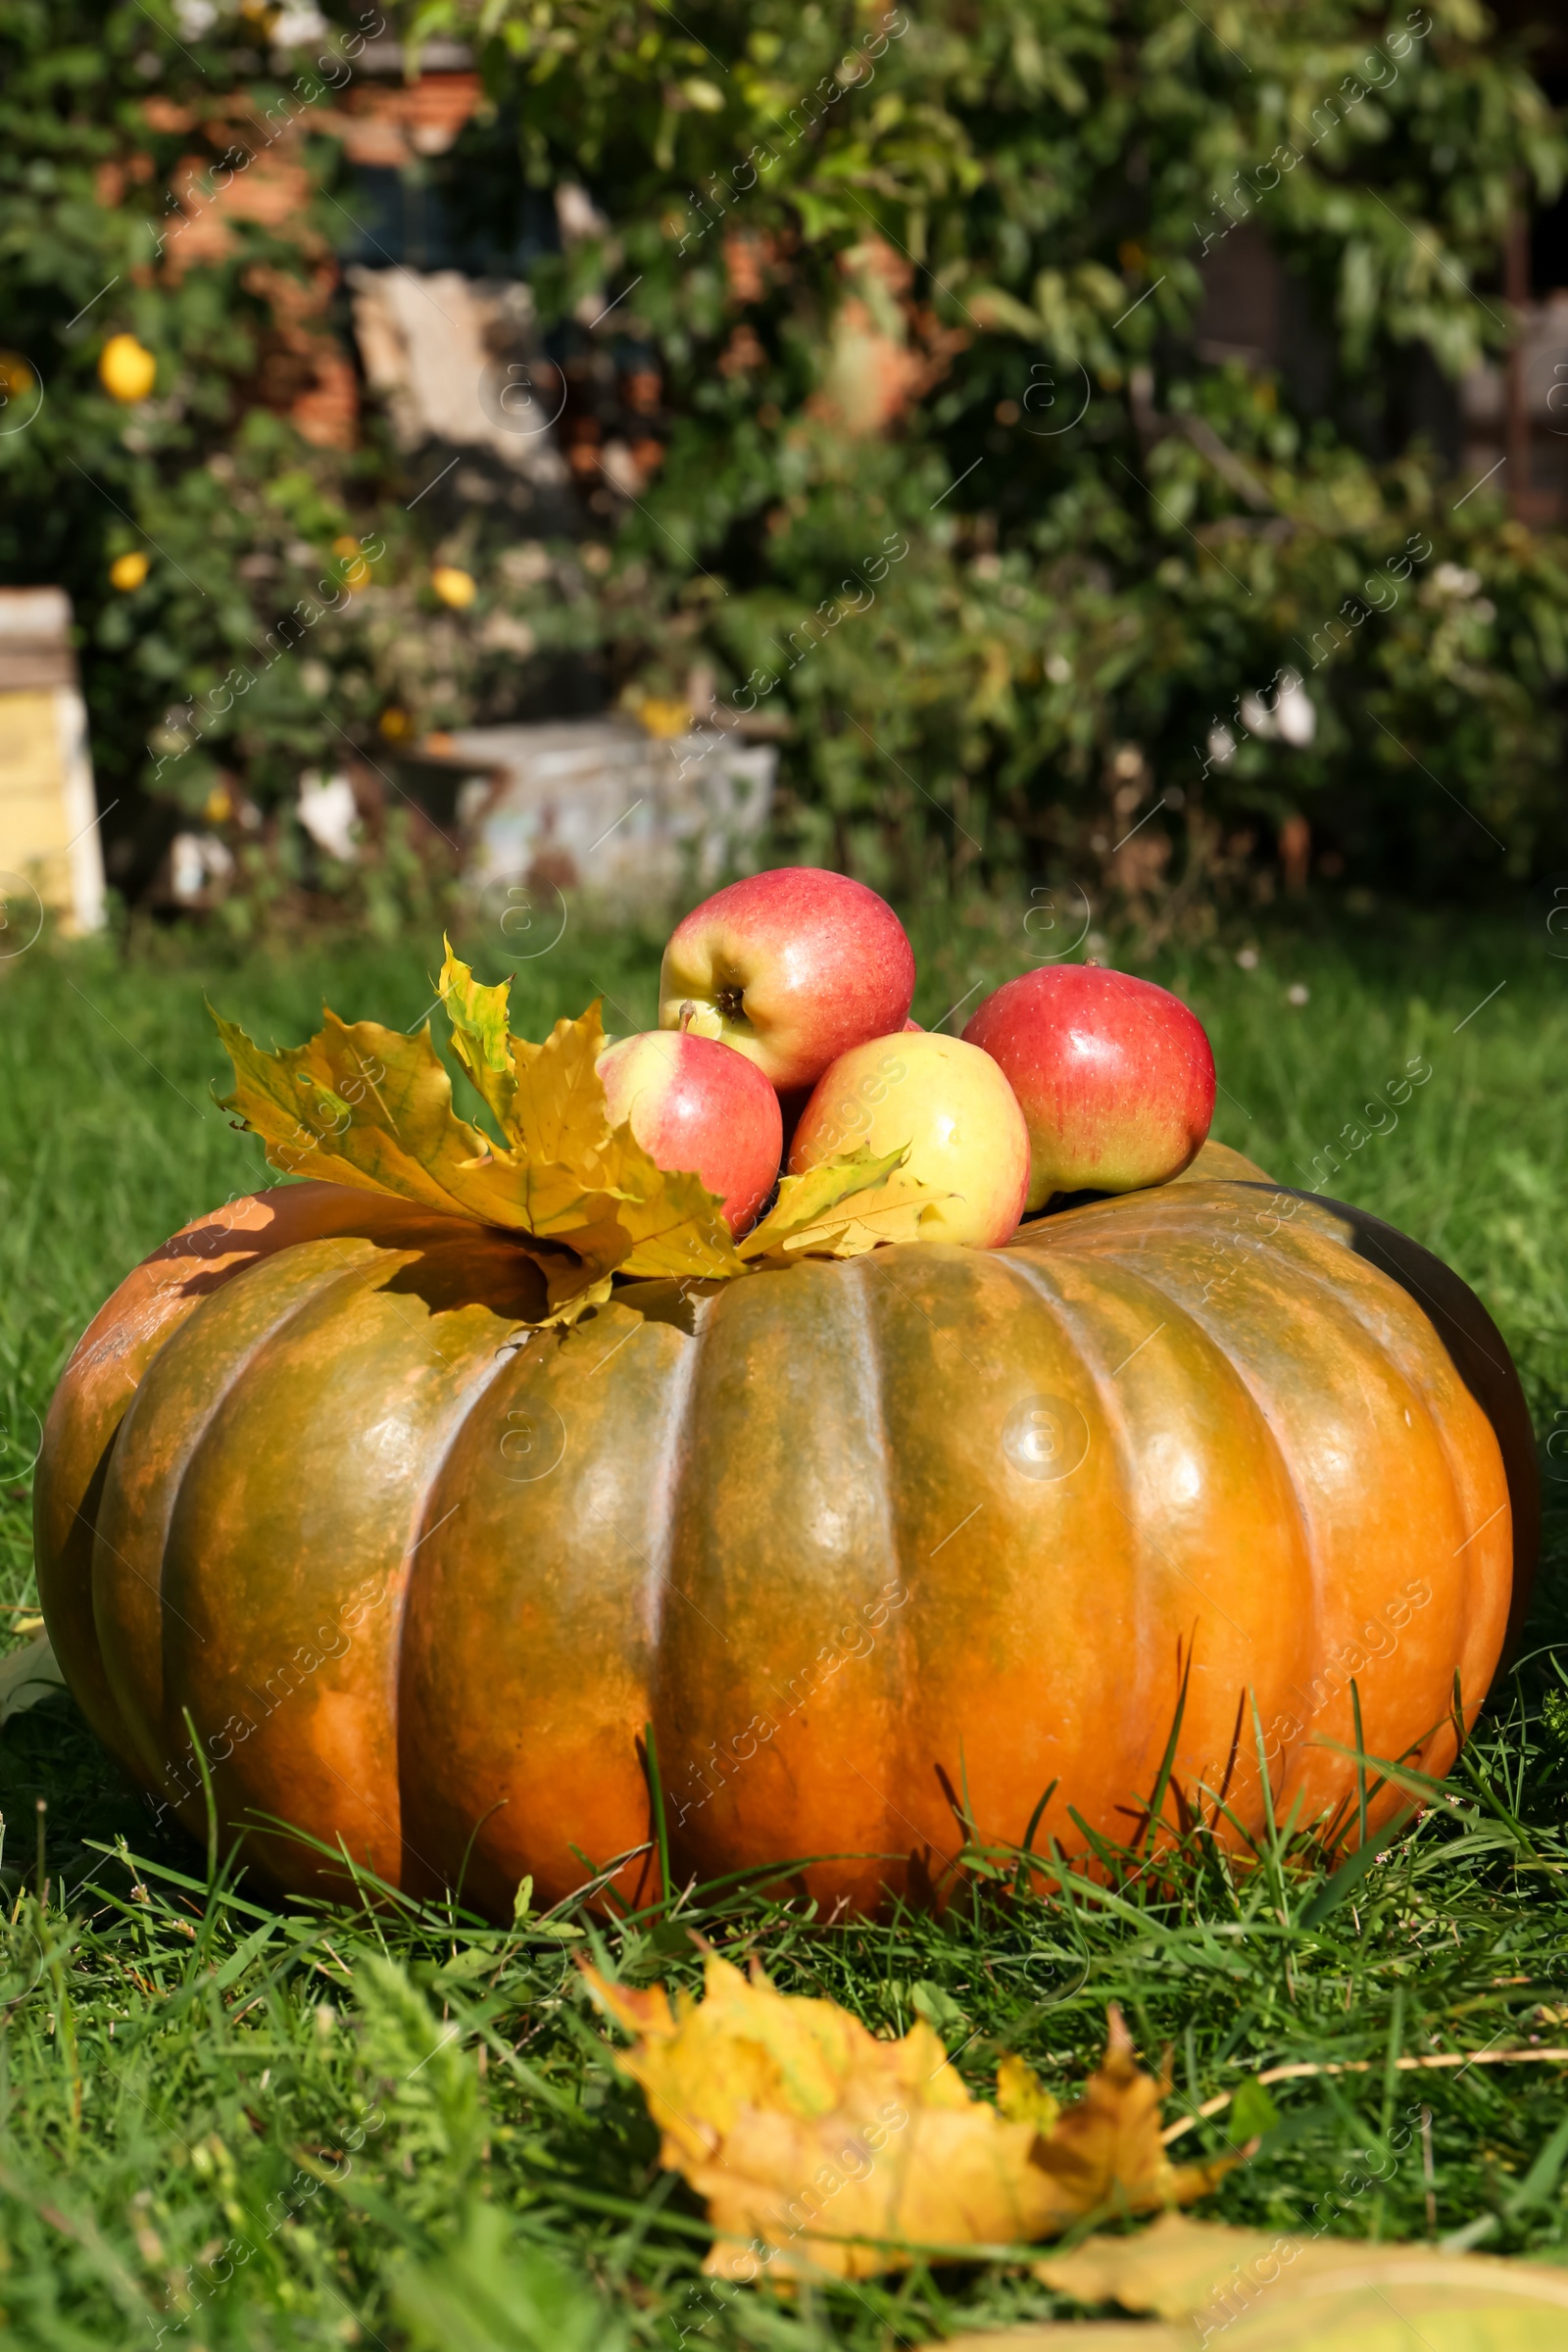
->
[658,867,915,1092]
[598,1030,782,1233]
[963,965,1215,1210]
[789,1031,1029,1249]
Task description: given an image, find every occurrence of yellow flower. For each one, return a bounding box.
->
[99,334,158,404]
[333,534,370,587]
[203,785,233,824]
[638,695,692,739]
[110,550,150,592]
[378,707,414,740]
[430,564,477,610]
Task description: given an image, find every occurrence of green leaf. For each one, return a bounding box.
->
[1229,2076,1281,2141]
[966,284,1044,337]
[394,2201,629,2352]
[911,1979,967,2036]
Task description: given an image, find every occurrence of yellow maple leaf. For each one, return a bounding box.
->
[1017,2209,1568,2349]
[434,947,741,1282]
[214,956,742,1306]
[583,1959,1235,2284]
[996,2053,1060,2134]
[437,936,532,1132]
[211,1004,520,1224]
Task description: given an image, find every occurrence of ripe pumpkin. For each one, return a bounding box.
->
[36,1144,1534,1919]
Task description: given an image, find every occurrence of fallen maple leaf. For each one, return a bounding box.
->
[435,946,749,1289]
[996,2052,1060,2134]
[953,2209,1568,2348]
[583,1958,1234,2283]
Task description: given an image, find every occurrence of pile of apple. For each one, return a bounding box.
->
[599,868,1217,1246]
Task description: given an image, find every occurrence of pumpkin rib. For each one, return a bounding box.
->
[1279,1186,1539,1660]
[999,1243,1314,1843]
[839,1245,1047,1888]
[843,1253,904,1591]
[36,1197,400,1780]
[391,1322,530,1896]
[1035,1206,1338,1731]
[1001,1260,1194,1843]
[845,1250,943,1880]
[93,1238,396,1792]
[1074,1206,1506,1824]
[397,1313,654,1914]
[1236,1215,1510,1630]
[1147,1209,1509,1719]
[1273,1226,1501,1641]
[154,1232,532,1882]
[1108,1236,1371,1832]
[660,1253,933,1909]
[641,1314,705,1656]
[998,1248,1188,1803]
[1067,1197,1478,1551]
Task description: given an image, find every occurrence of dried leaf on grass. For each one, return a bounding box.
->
[996,2210,1568,2349]
[996,2052,1060,2133]
[0,1630,64,1727]
[583,1958,1235,2283]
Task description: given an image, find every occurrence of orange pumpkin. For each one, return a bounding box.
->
[35,1143,1534,1918]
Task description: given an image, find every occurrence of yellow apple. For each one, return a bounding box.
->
[788,1031,1030,1249]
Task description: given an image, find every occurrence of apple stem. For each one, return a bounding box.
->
[679,1000,697,1033]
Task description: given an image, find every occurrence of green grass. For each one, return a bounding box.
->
[2,893,1568,2349]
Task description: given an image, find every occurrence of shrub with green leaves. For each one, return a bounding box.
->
[2,0,1566,915]
[416,0,1568,898]
[0,6,373,808]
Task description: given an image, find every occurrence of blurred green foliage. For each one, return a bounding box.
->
[0,1,379,818]
[432,0,1568,899]
[1,0,1566,914]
